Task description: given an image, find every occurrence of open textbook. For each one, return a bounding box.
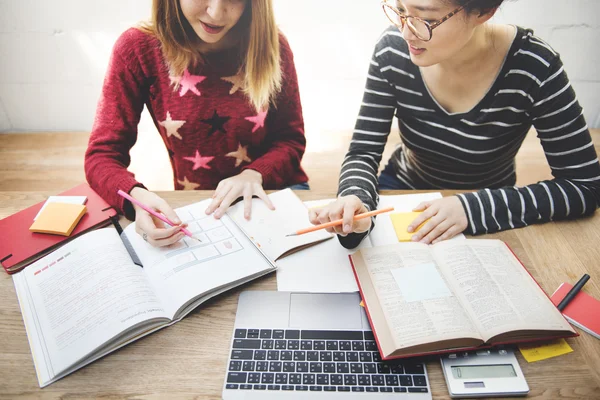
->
[13,189,331,387]
[350,239,577,360]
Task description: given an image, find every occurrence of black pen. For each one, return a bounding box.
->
[557,274,590,311]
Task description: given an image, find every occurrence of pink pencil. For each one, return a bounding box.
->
[117,190,200,242]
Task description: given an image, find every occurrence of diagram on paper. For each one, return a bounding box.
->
[150,210,244,278]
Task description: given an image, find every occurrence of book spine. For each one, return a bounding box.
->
[111,217,143,267]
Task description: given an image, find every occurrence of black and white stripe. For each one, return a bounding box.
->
[338,26,600,247]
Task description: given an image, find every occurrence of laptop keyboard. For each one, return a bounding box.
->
[224,329,429,393]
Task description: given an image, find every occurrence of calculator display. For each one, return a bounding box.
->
[451,364,516,379]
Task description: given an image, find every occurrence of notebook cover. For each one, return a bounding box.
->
[29,203,87,236]
[349,242,578,361]
[551,283,600,338]
[0,183,117,274]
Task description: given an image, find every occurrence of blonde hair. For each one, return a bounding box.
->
[140,0,282,111]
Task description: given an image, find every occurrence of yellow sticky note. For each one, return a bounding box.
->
[359,300,365,308]
[518,339,573,363]
[390,212,426,242]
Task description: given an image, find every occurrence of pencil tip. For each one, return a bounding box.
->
[285,233,296,237]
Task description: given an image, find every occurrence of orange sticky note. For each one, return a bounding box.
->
[359,300,365,307]
[390,212,427,242]
[29,202,87,236]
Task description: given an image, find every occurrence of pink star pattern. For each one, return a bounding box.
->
[173,69,206,97]
[226,143,252,167]
[245,111,268,133]
[183,150,214,170]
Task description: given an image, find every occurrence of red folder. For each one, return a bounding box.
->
[0,183,117,274]
[551,283,600,340]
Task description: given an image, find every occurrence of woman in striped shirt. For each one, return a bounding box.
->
[310,0,600,248]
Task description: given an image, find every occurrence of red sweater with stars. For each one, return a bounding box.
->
[85,28,308,219]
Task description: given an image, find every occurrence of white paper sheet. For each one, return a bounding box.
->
[275,238,367,293]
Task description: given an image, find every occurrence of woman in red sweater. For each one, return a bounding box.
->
[85,0,308,247]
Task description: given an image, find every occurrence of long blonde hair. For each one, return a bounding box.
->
[140,0,282,111]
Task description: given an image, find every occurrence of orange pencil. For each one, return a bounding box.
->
[286,207,395,237]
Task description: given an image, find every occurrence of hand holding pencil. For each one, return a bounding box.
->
[118,188,200,247]
[306,195,391,237]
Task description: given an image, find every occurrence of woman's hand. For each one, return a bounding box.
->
[205,169,274,220]
[308,195,371,236]
[130,187,187,247]
[408,196,468,244]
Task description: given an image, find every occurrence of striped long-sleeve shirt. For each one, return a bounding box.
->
[338,26,600,248]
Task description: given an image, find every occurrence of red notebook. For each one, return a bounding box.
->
[0,183,117,274]
[551,283,600,340]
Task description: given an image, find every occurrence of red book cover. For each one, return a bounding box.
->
[0,183,117,274]
[551,283,600,339]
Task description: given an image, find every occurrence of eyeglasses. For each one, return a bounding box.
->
[381,0,474,42]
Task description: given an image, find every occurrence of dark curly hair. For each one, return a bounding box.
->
[453,0,507,15]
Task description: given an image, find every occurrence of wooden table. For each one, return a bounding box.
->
[1,190,599,399]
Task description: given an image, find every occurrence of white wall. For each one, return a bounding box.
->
[0,0,599,133]
[492,0,600,128]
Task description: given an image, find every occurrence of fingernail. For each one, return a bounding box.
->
[407,226,414,233]
[344,224,351,233]
[174,218,181,224]
[412,235,419,242]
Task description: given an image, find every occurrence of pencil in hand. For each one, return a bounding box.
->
[116,189,201,242]
[286,207,395,237]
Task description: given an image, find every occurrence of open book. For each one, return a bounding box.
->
[13,189,331,387]
[350,239,577,360]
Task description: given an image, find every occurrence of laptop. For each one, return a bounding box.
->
[223,291,432,399]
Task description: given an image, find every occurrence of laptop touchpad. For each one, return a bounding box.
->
[289,293,363,329]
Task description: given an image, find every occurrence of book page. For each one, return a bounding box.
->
[358,243,481,350]
[432,240,573,341]
[125,199,276,319]
[14,228,168,382]
[226,189,332,261]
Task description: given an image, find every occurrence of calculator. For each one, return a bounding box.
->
[440,349,529,398]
